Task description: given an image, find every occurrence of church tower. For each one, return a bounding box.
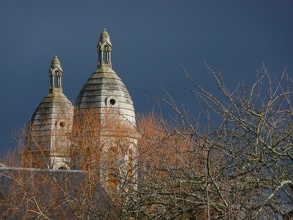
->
[76,29,136,125]
[24,56,74,170]
[23,30,137,190]
[74,29,138,189]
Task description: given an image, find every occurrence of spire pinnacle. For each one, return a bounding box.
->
[97,29,112,68]
[50,55,63,72]
[49,55,63,93]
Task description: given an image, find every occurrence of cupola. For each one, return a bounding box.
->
[76,29,136,126]
[24,56,74,170]
[97,28,112,69]
[49,55,63,93]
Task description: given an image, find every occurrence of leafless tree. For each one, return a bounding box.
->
[131,65,292,219]
[0,65,292,219]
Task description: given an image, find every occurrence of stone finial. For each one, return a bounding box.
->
[97,29,112,68]
[99,29,112,45]
[49,55,63,92]
[50,55,63,72]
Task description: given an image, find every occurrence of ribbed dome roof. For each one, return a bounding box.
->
[76,29,136,126]
[29,89,74,147]
[76,67,136,126]
[31,92,74,128]
[29,56,74,150]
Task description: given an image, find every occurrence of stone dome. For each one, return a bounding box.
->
[27,56,74,169]
[30,92,74,138]
[76,29,136,127]
[99,28,112,45]
[50,55,63,71]
[76,67,136,126]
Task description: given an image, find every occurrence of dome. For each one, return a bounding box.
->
[50,55,63,72]
[99,28,112,45]
[30,56,74,146]
[30,92,74,134]
[76,67,136,126]
[28,91,74,169]
[26,56,74,169]
[51,55,60,65]
[77,29,135,127]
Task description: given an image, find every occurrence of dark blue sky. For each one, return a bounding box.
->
[0,1,292,153]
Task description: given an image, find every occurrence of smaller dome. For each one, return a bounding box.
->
[50,55,63,72]
[99,28,112,45]
[51,55,60,64]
